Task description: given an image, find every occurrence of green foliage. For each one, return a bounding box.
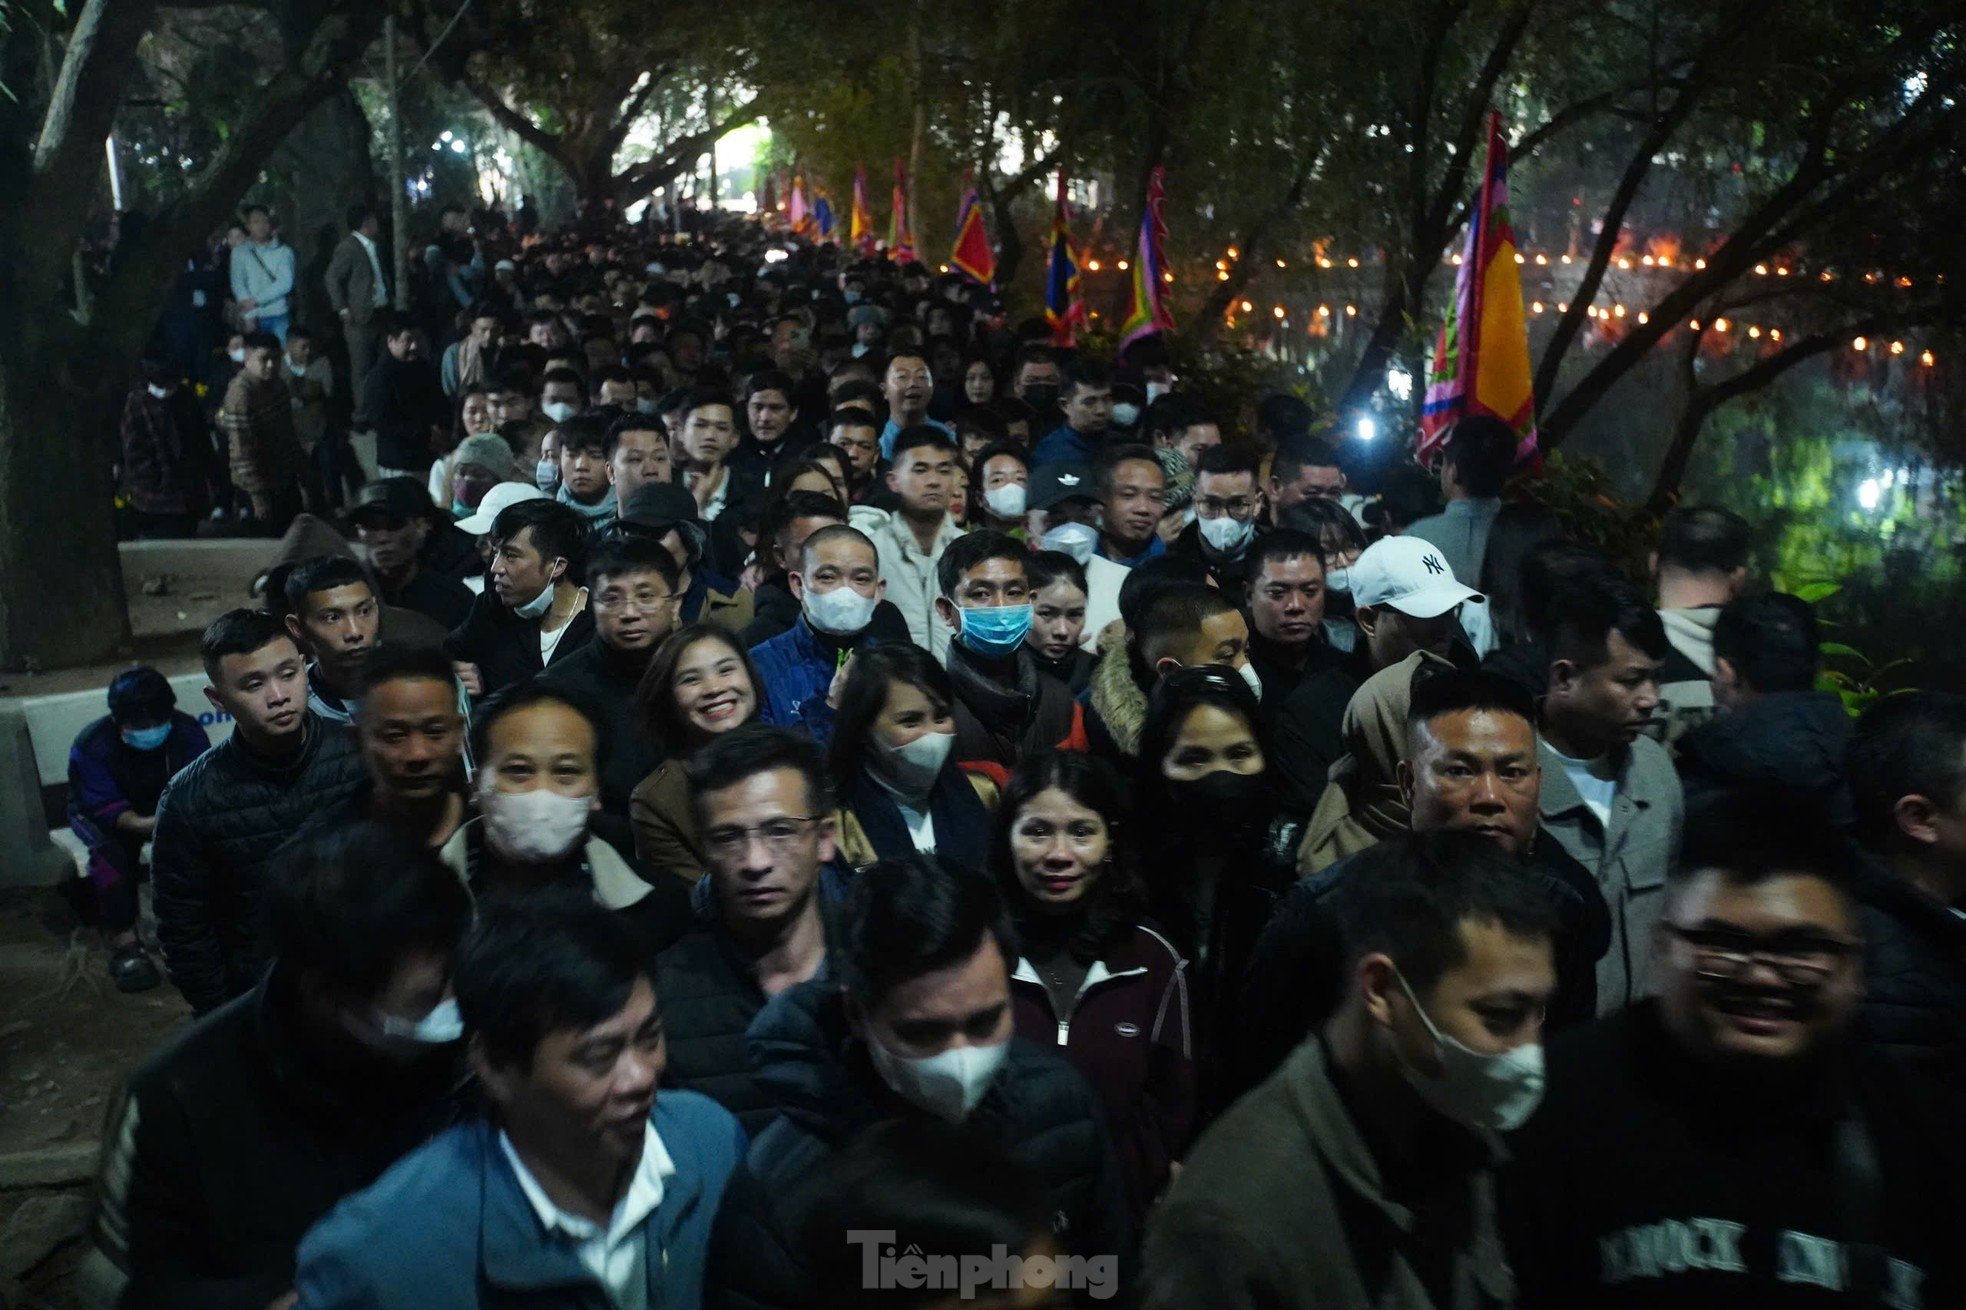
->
[1512,450,1658,582]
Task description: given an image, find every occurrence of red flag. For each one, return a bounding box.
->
[1120,166,1175,349]
[850,165,875,254]
[950,172,994,285]
[889,157,916,263]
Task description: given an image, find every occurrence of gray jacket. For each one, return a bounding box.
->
[1405,497,1502,591]
[1536,735,1683,1013]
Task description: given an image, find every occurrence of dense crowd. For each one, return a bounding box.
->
[67,199,1966,1310]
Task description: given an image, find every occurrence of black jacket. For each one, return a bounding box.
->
[739,578,801,648]
[361,353,448,472]
[379,564,474,633]
[1032,644,1097,696]
[418,524,485,583]
[152,715,367,1014]
[1677,690,1854,830]
[1170,519,1264,593]
[540,638,665,816]
[1852,856,1966,1090]
[946,639,1083,775]
[445,588,596,697]
[1269,644,1374,821]
[96,967,463,1310]
[704,979,1133,1310]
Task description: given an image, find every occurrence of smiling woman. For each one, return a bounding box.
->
[630,624,764,882]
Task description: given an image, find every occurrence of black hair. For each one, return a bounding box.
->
[796,523,878,574]
[1271,436,1343,482]
[240,202,270,221]
[200,608,295,681]
[1478,505,1565,644]
[1517,540,1618,645]
[539,365,583,393]
[138,356,179,388]
[890,423,961,463]
[554,413,611,458]
[1546,571,1669,668]
[827,643,956,785]
[1246,529,1327,586]
[455,889,657,1072]
[1443,415,1518,497]
[264,821,471,1004]
[1193,442,1262,481]
[827,405,880,435]
[1847,691,1966,848]
[990,750,1144,964]
[1133,666,1274,826]
[345,203,376,230]
[468,679,605,772]
[636,624,761,750]
[837,853,1016,1007]
[1657,505,1752,576]
[286,325,314,345]
[1255,393,1315,441]
[1713,592,1818,694]
[1323,829,1559,992]
[1011,343,1059,376]
[283,555,373,617]
[952,406,1008,446]
[1362,468,1443,535]
[1672,790,1855,906]
[242,330,281,356]
[1141,393,1196,442]
[685,722,834,823]
[1407,669,1538,736]
[1061,357,1110,395]
[1277,497,1367,560]
[1115,554,1212,630]
[744,368,796,402]
[357,641,457,700]
[488,498,587,577]
[586,534,683,594]
[1136,583,1239,666]
[1093,441,1163,497]
[107,666,176,725]
[1027,550,1087,597]
[605,410,667,455]
[935,528,1028,600]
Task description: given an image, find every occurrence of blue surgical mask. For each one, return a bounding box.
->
[957,604,1034,659]
[121,724,171,752]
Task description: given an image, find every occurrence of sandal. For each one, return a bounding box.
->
[110,942,162,994]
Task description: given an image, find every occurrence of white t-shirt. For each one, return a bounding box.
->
[539,592,587,664]
[1549,746,1619,828]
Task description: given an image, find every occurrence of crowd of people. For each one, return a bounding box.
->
[65,198,1966,1310]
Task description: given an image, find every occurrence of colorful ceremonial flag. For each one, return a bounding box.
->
[889,157,916,263]
[759,172,778,217]
[850,165,875,253]
[950,172,995,285]
[1417,111,1538,468]
[1119,165,1175,350]
[1044,169,1086,346]
[813,188,837,241]
[788,174,811,236]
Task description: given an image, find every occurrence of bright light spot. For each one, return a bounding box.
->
[1117,260,1129,270]
[1513,252,1525,264]
[1558,301,1570,313]
[1714,318,1730,332]
[440,130,454,143]
[1534,253,1548,265]
[1754,263,1768,275]
[1162,272,1174,283]
[1226,246,1240,259]
[1346,257,1360,268]
[1857,479,1881,511]
[1317,304,1330,317]
[450,139,467,154]
[762,248,789,263]
[1276,258,1287,268]
[1769,329,1781,342]
[1272,305,1285,318]
[1531,300,1545,314]
[1641,255,1655,266]
[1241,300,1254,312]
[1748,325,1761,338]
[1890,340,1905,355]
[1922,349,1936,366]
[1613,304,1627,318]
[1637,311,1650,325]
[1217,270,1229,281]
[1086,259,1101,271]
[1344,304,1357,317]
[1356,417,1377,442]
[1853,336,1868,351]
[1694,258,1707,270]
[1386,366,1413,401]
[1560,254,1573,264]
[1616,257,1632,269]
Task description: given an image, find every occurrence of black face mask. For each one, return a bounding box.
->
[1167,769,1272,835]
[1023,383,1061,415]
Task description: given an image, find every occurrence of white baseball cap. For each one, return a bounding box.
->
[456,482,548,536]
[1348,536,1482,618]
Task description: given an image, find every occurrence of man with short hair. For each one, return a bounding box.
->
[1649,505,1752,743]
[1242,529,1335,706]
[1147,396,1223,471]
[743,490,850,647]
[326,203,390,395]
[101,822,471,1309]
[1405,414,1517,589]
[294,893,743,1310]
[1145,830,1559,1310]
[284,555,381,725]
[1008,343,1063,412]
[732,368,818,484]
[867,425,965,660]
[607,412,673,507]
[877,350,953,461]
[1033,358,1115,465]
[152,610,367,1014]
[537,365,585,428]
[615,483,756,636]
[284,327,336,510]
[750,524,886,743]
[1537,571,1682,1013]
[1094,441,1169,567]
[1845,692,1966,1088]
[1252,392,1314,451]
[934,530,1087,776]
[676,388,758,577]
[447,498,595,697]
[541,536,683,816]
[553,413,618,528]
[230,203,296,342]
[441,303,502,399]
[1268,437,1347,515]
[705,853,1131,1309]
[218,330,305,532]
[1506,796,1966,1308]
[659,726,836,1132]
[348,478,476,628]
[120,357,208,537]
[363,317,450,480]
[1174,443,1267,591]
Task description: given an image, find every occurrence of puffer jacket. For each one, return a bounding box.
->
[1853,855,1966,1090]
[1080,631,1149,760]
[703,978,1134,1310]
[152,714,366,1014]
[1676,689,1854,830]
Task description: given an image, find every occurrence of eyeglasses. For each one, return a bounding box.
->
[1662,923,1861,983]
[593,589,676,613]
[702,815,823,858]
[1196,496,1258,518]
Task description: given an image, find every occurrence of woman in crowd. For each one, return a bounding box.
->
[992,749,1194,1220]
[774,454,851,509]
[1026,550,1094,693]
[961,348,998,406]
[824,644,996,894]
[629,624,762,882]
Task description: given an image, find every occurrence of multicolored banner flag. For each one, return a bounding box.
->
[1119,165,1175,350]
[950,172,995,285]
[850,165,875,254]
[889,157,916,263]
[788,173,812,237]
[1044,169,1086,346]
[813,188,837,242]
[1417,111,1538,468]
[758,172,778,217]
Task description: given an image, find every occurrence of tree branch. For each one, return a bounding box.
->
[461,70,567,163]
[610,95,765,199]
[26,0,160,256]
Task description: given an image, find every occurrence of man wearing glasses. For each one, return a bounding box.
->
[655,726,835,1132]
[1172,443,1269,591]
[1505,793,1964,1309]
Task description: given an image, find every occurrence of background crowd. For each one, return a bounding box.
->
[63,200,1966,1310]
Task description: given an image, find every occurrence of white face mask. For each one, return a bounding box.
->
[477,782,592,863]
[636,397,660,415]
[982,483,1028,520]
[374,996,463,1044]
[541,400,578,424]
[1393,971,1545,1132]
[1197,513,1256,556]
[1237,659,1264,701]
[1325,566,1351,595]
[227,347,247,364]
[534,459,560,492]
[872,728,954,797]
[865,1031,1009,1122]
[1038,521,1098,566]
[1145,380,1172,403]
[511,568,561,620]
[803,583,878,636]
[146,383,172,400]
[1110,402,1142,428]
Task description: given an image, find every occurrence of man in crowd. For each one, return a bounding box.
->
[877,350,950,460]
[1173,443,1268,591]
[935,529,1086,775]
[218,330,304,533]
[1241,530,1336,708]
[364,317,449,480]
[1537,571,1682,1014]
[325,204,390,396]
[119,357,207,537]
[1033,358,1115,466]
[616,483,756,635]
[1267,436,1348,518]
[283,327,335,511]
[705,853,1131,1308]
[657,726,836,1133]
[283,556,380,726]
[347,477,476,630]
[1845,692,1966,1089]
[1145,831,1558,1310]
[675,388,757,576]
[1650,505,1752,743]
[552,413,618,528]
[229,203,296,342]
[447,498,594,697]
[99,823,470,1309]
[1506,796,1965,1308]
[1146,395,1224,472]
[294,894,742,1309]
[732,368,817,484]
[1094,442,1169,568]
[1008,342,1064,414]
[536,365,585,430]
[1083,574,1255,760]
[1405,414,1517,588]
[867,425,964,660]
[440,302,502,398]
[153,609,367,1014]
[743,490,851,647]
[1021,460,1131,643]
[606,410,673,508]
[541,535,682,817]
[751,524,885,743]
[826,406,882,502]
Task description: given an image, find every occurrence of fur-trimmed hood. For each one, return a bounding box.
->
[1084,619,1149,757]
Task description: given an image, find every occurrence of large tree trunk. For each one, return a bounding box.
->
[267,86,376,330]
